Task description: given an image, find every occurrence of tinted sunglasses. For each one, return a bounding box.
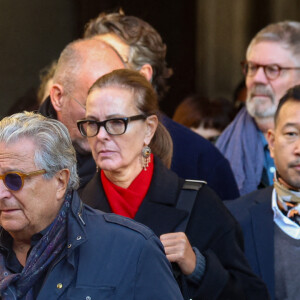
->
[0,169,46,191]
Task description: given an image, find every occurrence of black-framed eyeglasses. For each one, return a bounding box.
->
[241,60,300,80]
[0,169,46,191]
[77,114,147,137]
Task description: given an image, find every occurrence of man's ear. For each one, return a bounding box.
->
[144,115,158,145]
[55,169,70,200]
[267,129,275,159]
[50,84,64,112]
[139,64,153,82]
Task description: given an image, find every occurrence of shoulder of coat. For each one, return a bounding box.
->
[103,213,154,239]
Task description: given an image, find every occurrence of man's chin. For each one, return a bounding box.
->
[246,101,276,119]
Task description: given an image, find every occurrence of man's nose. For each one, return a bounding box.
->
[0,179,11,199]
[251,66,269,84]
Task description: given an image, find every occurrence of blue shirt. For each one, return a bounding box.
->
[259,132,275,186]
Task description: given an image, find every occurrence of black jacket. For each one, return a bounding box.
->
[79,157,269,300]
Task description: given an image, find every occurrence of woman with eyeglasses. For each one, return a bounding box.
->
[77,69,269,300]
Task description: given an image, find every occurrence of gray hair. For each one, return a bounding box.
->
[0,112,79,191]
[84,11,173,100]
[247,21,300,59]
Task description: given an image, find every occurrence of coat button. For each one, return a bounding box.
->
[67,244,72,248]
[86,297,91,300]
[57,283,63,289]
[76,236,82,240]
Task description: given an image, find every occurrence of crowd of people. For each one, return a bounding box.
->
[0,9,300,300]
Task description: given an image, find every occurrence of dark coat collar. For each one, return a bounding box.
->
[80,157,188,237]
[38,96,57,119]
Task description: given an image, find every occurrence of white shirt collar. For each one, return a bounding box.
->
[272,188,300,239]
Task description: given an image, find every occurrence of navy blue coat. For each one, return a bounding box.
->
[34,192,183,299]
[161,115,240,200]
[80,157,269,300]
[39,98,240,199]
[225,187,274,300]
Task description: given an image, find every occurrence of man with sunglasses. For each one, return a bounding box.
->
[0,112,183,299]
[216,21,300,196]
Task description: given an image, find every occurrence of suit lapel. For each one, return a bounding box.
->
[249,189,274,295]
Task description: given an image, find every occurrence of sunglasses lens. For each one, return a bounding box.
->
[5,173,22,191]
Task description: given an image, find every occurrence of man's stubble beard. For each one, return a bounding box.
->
[246,84,277,119]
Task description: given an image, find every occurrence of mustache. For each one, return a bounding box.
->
[288,159,300,168]
[249,84,273,98]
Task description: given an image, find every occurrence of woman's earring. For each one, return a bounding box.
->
[142,145,151,171]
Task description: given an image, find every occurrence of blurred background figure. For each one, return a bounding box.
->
[233,79,247,113]
[5,60,58,115]
[37,60,57,105]
[173,95,235,143]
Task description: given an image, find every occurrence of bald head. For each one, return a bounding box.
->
[50,38,125,154]
[53,38,125,92]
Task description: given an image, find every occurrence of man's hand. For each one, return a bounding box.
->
[160,232,196,275]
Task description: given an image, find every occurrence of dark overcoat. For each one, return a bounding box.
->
[225,187,275,300]
[80,157,269,300]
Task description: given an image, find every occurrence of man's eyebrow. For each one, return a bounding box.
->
[282,122,299,128]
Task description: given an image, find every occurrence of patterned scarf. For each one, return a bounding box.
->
[274,179,300,225]
[0,192,71,300]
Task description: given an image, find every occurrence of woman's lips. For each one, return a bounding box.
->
[98,150,115,157]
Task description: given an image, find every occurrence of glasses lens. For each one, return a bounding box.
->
[5,173,22,191]
[246,62,258,76]
[265,65,280,80]
[84,121,99,137]
[106,119,126,135]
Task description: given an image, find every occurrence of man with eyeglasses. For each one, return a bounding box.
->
[217,21,300,196]
[0,112,184,299]
[226,85,300,299]
[39,38,126,188]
